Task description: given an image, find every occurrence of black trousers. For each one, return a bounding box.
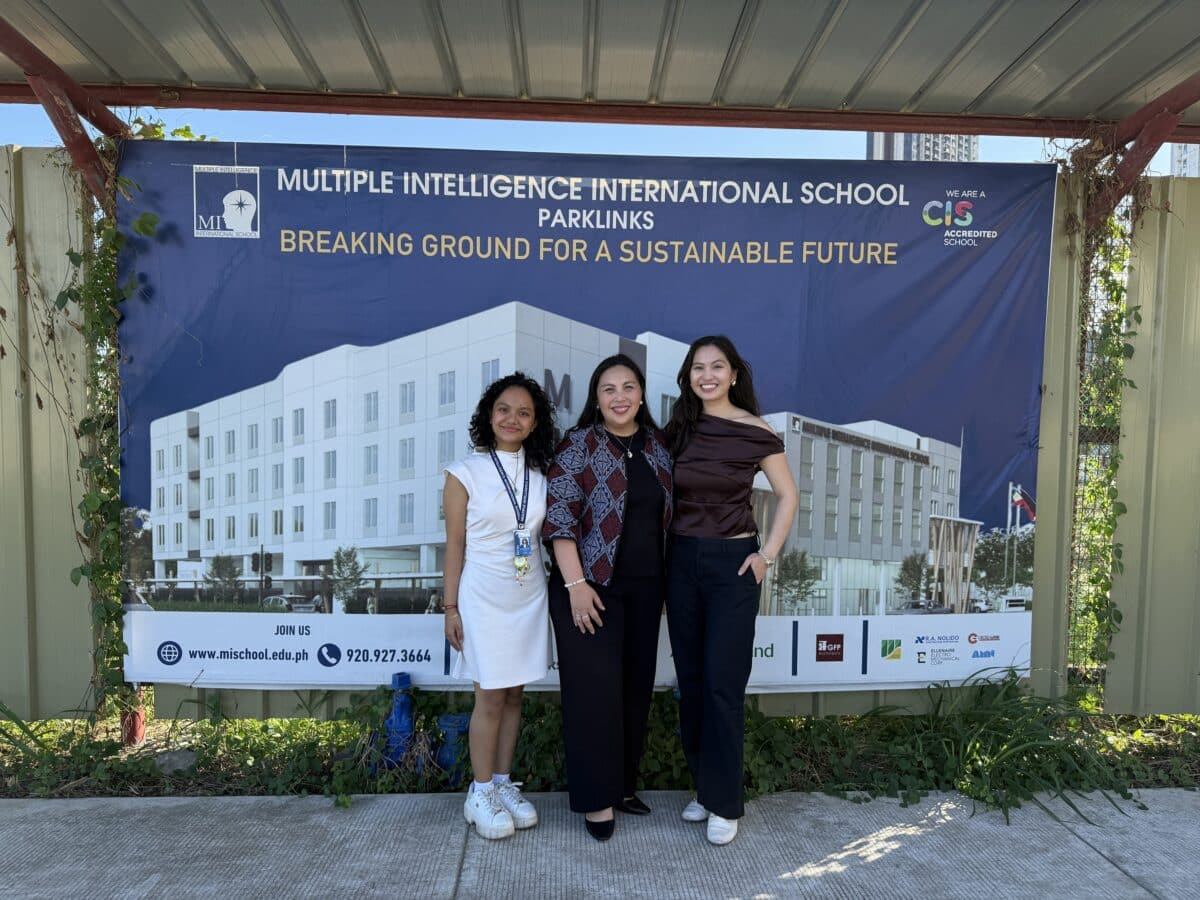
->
[549,570,665,813]
[665,534,760,820]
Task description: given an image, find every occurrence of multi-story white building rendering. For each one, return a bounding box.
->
[758,413,962,616]
[149,302,961,618]
[149,302,670,581]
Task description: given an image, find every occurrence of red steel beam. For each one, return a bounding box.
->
[26,75,108,201]
[1111,70,1200,148]
[0,16,128,138]
[1086,108,1182,229]
[2,80,1199,142]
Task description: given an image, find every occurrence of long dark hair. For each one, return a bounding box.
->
[573,354,659,433]
[665,335,761,457]
[469,372,556,473]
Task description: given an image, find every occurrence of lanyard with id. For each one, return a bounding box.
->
[490,449,532,580]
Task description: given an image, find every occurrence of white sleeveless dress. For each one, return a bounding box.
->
[444,449,551,689]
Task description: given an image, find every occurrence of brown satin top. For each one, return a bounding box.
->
[671,414,785,538]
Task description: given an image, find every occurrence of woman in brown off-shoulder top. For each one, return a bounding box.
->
[663,336,798,846]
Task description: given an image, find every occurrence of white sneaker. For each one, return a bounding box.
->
[681,798,708,822]
[706,814,738,845]
[463,784,515,840]
[495,780,538,829]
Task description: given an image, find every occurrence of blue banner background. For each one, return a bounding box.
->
[117,141,1055,526]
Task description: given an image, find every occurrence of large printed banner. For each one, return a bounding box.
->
[117,141,1054,690]
[124,610,1032,693]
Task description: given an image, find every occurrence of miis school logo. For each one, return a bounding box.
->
[880,639,902,661]
[194,165,260,238]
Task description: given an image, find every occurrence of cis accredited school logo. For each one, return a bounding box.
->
[815,634,844,662]
[317,643,342,667]
[880,639,902,661]
[921,190,998,248]
[156,641,182,666]
[193,165,260,238]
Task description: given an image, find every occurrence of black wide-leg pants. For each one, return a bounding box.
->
[665,534,760,820]
[549,571,665,813]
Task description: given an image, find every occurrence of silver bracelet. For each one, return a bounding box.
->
[563,577,587,589]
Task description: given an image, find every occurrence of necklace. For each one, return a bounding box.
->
[607,429,636,459]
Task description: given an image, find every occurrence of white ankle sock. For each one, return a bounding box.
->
[472,779,492,793]
[492,773,511,785]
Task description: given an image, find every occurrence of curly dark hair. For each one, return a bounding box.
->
[468,371,556,473]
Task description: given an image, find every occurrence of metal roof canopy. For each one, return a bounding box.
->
[1,0,1199,212]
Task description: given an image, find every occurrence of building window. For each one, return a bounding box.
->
[364,391,379,429]
[247,468,259,498]
[912,508,922,544]
[932,465,941,490]
[824,495,838,534]
[398,381,416,417]
[292,505,305,535]
[248,513,259,540]
[172,444,182,471]
[156,449,165,473]
[894,461,905,500]
[324,450,337,485]
[873,456,885,494]
[247,423,258,455]
[363,497,378,530]
[272,463,284,494]
[437,488,445,521]
[946,502,956,518]
[272,416,284,446]
[948,468,957,492]
[292,457,305,491]
[849,499,862,540]
[204,477,214,503]
[225,515,236,541]
[323,398,337,435]
[437,429,455,466]
[399,493,415,527]
[225,429,236,458]
[205,518,214,543]
[398,437,415,475]
[892,506,903,543]
[156,486,165,509]
[826,444,840,486]
[798,490,812,531]
[800,436,814,480]
[174,522,182,546]
[438,371,456,409]
[292,407,305,442]
[272,509,283,536]
[931,499,939,517]
[364,444,379,481]
[157,525,165,547]
[173,483,183,509]
[872,502,883,540]
[660,394,677,423]
[225,472,236,500]
[204,436,214,462]
[323,501,336,531]
[851,449,863,490]
[481,358,500,392]
[912,466,924,505]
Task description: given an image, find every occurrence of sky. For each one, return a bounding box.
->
[0,102,1176,172]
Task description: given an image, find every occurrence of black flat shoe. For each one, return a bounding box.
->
[584,817,615,842]
[615,795,652,816]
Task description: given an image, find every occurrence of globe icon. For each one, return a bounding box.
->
[157,641,183,666]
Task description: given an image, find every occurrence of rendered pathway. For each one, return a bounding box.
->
[4,789,1197,898]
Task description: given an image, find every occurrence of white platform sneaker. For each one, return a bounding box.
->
[464,784,515,840]
[681,798,708,822]
[495,781,538,829]
[706,814,738,845]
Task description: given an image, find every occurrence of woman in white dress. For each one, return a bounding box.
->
[442,372,556,840]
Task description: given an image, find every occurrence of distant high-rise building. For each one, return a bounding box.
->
[866,132,979,162]
[1172,143,1199,177]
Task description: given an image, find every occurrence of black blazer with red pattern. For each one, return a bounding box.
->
[541,424,673,586]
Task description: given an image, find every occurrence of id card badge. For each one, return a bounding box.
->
[513,528,533,557]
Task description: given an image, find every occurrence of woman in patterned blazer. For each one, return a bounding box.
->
[542,353,674,842]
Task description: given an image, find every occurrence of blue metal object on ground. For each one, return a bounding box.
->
[383,672,414,765]
[436,712,471,786]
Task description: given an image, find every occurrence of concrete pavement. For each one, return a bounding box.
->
[4,789,1197,899]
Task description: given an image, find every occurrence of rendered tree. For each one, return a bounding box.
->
[204,554,242,605]
[330,546,369,614]
[895,551,931,602]
[772,549,822,611]
[971,527,1035,603]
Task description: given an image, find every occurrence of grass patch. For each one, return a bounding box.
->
[3,676,1196,817]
